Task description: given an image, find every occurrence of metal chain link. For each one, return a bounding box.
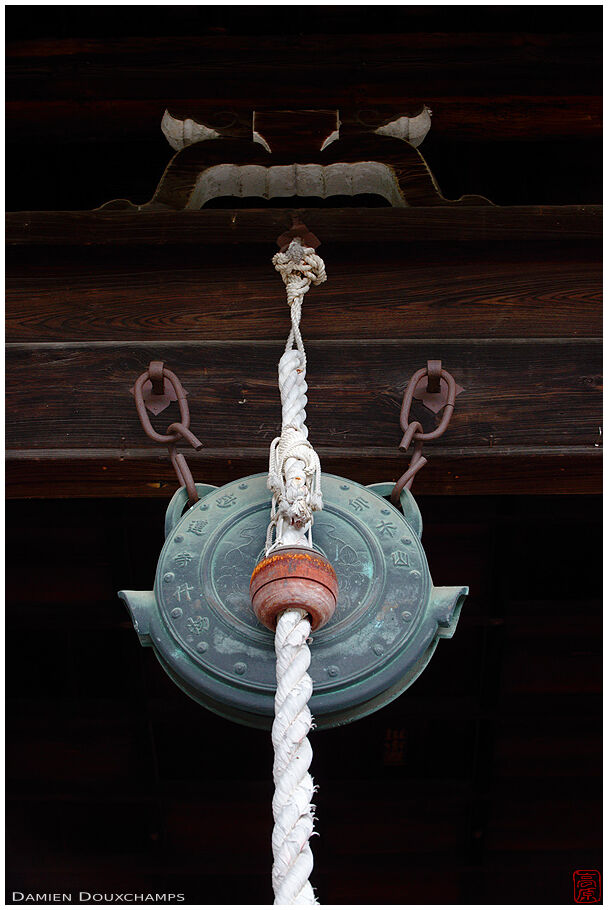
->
[391,360,458,504]
[132,361,203,504]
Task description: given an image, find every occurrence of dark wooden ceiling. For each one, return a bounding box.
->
[6,5,602,209]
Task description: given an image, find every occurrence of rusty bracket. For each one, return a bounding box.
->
[132,362,203,505]
[391,360,461,504]
[130,358,187,417]
[276,218,321,251]
[426,359,442,394]
[412,358,464,414]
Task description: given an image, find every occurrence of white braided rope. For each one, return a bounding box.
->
[266,238,326,905]
[266,239,326,554]
[272,608,317,905]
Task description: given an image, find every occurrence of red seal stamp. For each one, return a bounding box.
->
[573,870,601,903]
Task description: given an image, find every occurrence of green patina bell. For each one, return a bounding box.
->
[120,472,467,729]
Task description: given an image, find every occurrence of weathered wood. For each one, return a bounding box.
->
[6,245,601,342]
[6,33,601,102]
[6,208,601,498]
[5,339,601,497]
[5,447,601,499]
[6,206,602,246]
[5,4,602,41]
[6,340,600,449]
[8,31,601,60]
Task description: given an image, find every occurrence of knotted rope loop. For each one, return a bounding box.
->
[273,240,327,357]
[273,240,327,296]
[266,239,327,554]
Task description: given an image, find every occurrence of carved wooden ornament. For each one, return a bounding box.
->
[101,107,492,211]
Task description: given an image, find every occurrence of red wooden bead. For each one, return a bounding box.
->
[250,547,338,632]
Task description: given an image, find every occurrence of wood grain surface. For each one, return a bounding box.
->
[5,446,601,499]
[5,207,602,497]
[7,32,601,103]
[7,339,601,449]
[5,18,602,499]
[6,244,601,342]
[6,339,602,497]
[6,206,602,245]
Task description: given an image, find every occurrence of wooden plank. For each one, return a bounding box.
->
[5,5,602,41]
[8,32,601,60]
[6,33,600,102]
[6,206,602,246]
[6,244,601,342]
[493,714,601,778]
[6,340,600,450]
[5,339,601,497]
[5,446,601,499]
[501,617,601,695]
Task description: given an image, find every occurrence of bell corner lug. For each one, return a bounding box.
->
[366,481,422,539]
[118,590,156,646]
[164,482,219,537]
[431,585,468,639]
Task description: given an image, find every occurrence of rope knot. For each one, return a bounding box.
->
[267,426,323,546]
[273,240,327,306]
[266,236,325,555]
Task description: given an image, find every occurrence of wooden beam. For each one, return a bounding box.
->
[6,206,602,246]
[7,339,600,449]
[7,33,601,102]
[6,446,601,498]
[6,339,601,497]
[6,244,601,342]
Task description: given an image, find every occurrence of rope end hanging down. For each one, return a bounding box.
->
[272,607,317,906]
[249,228,335,905]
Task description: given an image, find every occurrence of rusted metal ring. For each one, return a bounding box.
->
[391,444,428,505]
[399,367,457,443]
[134,367,190,444]
[166,422,203,452]
[399,420,424,452]
[168,446,199,505]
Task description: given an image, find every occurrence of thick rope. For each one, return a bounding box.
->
[272,609,317,905]
[266,239,326,554]
[266,238,326,905]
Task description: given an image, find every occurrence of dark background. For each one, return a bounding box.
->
[6,494,603,904]
[5,4,603,210]
[6,5,602,906]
